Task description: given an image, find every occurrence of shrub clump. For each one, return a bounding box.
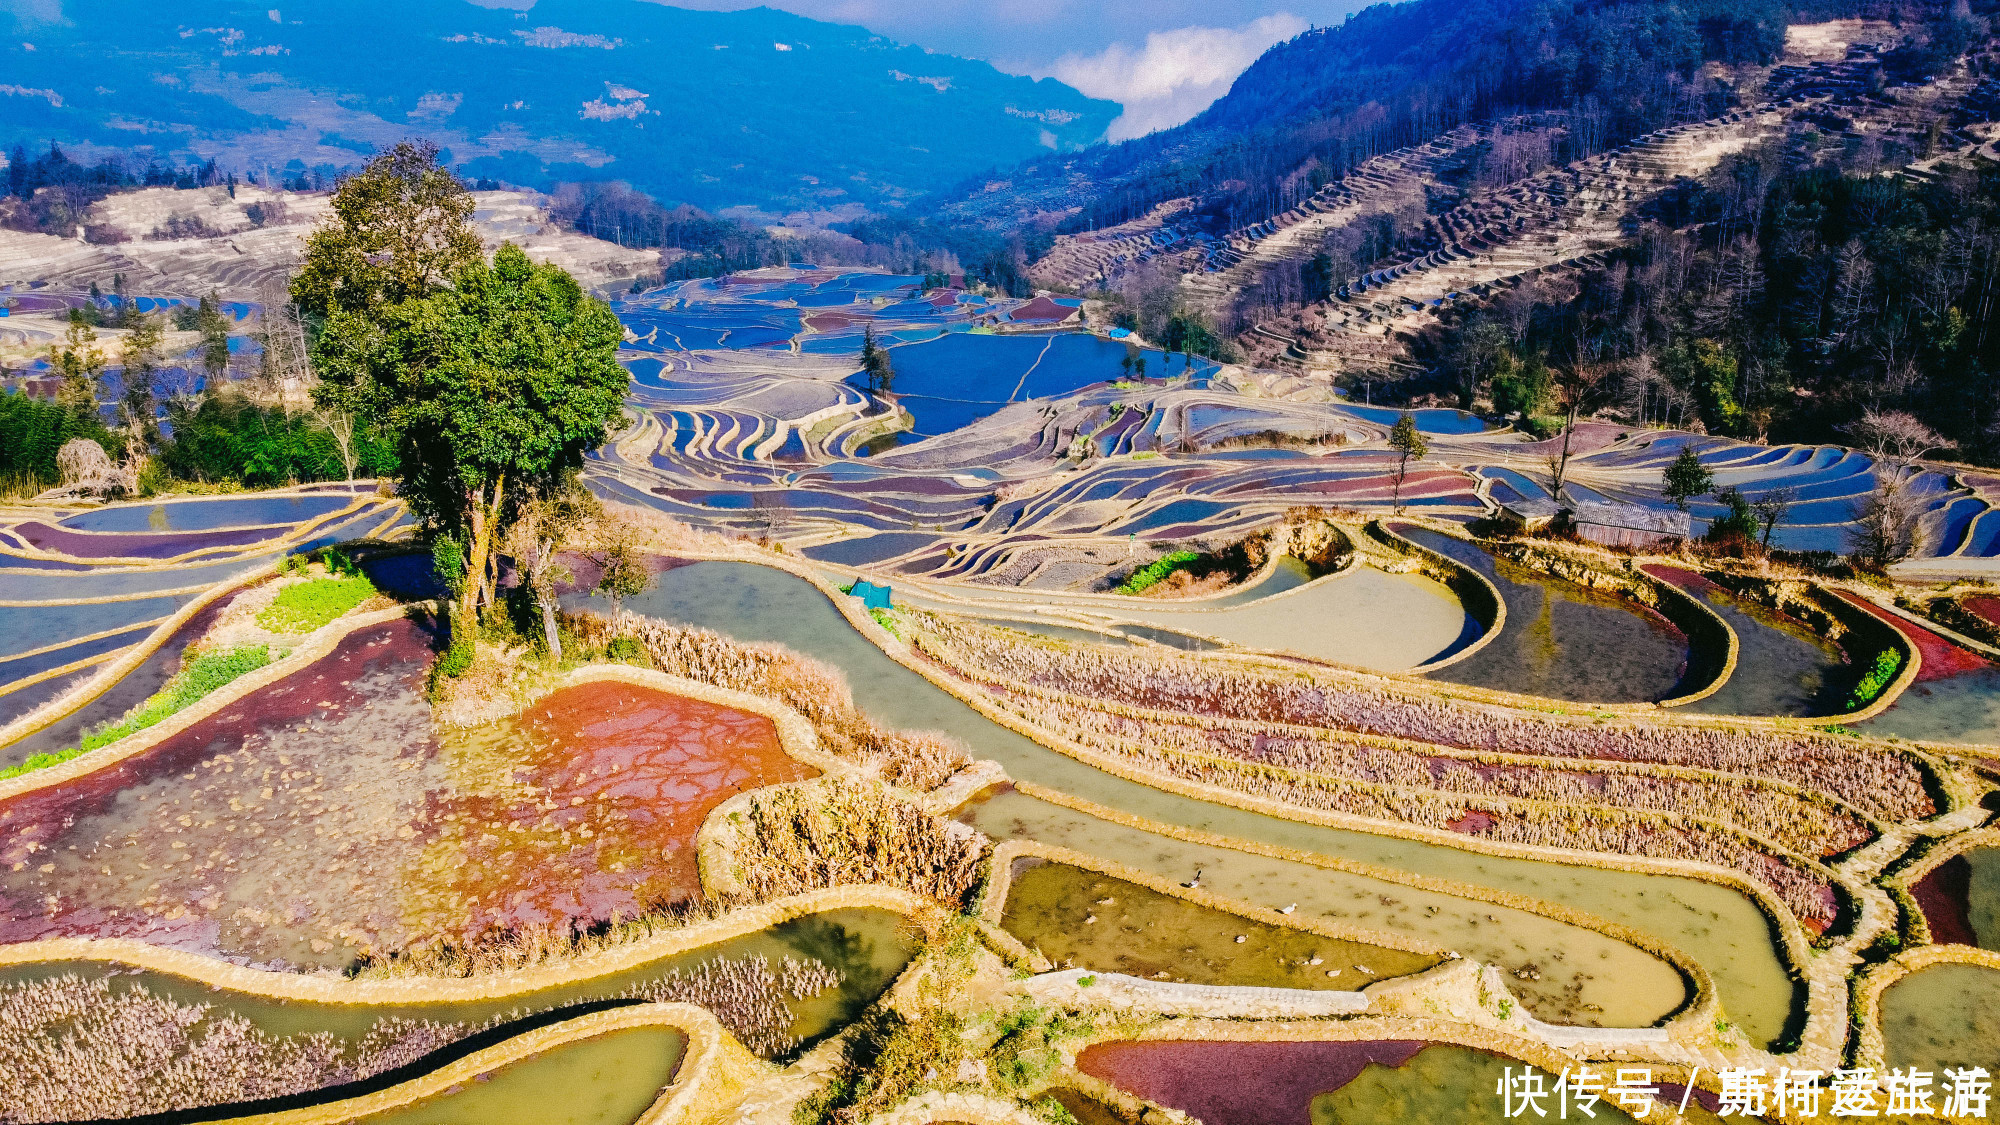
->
[1117,550,1200,595]
[0,644,272,781]
[256,574,378,633]
[1846,648,1904,711]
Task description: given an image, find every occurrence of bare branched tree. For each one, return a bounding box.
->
[1546,362,1607,497]
[503,481,601,662]
[1844,409,1954,481]
[1751,485,1797,550]
[1842,411,1954,565]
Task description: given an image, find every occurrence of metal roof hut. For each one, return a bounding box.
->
[847,580,893,611]
[1570,501,1690,549]
[1496,497,1562,531]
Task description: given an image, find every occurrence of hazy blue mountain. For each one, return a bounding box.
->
[0,0,1117,212]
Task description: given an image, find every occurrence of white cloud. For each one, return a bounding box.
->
[0,82,61,107]
[409,91,463,120]
[1046,12,1305,141]
[514,25,620,49]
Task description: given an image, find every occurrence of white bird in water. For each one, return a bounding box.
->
[1181,869,1203,889]
[1277,903,1296,914]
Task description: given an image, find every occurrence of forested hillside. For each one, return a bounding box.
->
[1422,137,2000,463]
[936,0,1867,235]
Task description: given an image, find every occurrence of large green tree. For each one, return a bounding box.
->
[313,243,627,621]
[291,141,483,321]
[1387,412,1427,514]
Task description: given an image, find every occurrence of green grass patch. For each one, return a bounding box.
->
[0,644,273,781]
[1117,550,1201,595]
[1846,648,1904,710]
[256,575,378,634]
[869,607,901,638]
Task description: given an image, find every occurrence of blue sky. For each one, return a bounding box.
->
[632,0,1377,139]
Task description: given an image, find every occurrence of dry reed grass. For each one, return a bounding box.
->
[0,945,846,1119]
[733,779,987,910]
[915,616,1933,821]
[0,974,467,1122]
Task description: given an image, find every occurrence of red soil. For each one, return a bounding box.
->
[1075,1039,1427,1125]
[0,622,814,969]
[1910,856,1978,946]
[1836,591,1991,682]
[1965,595,2000,632]
[1446,810,1496,833]
[412,680,816,935]
[1007,296,1077,323]
[1641,563,1722,595]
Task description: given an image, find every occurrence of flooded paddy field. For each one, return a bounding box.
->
[1076,565,1477,671]
[339,1022,686,1125]
[1645,566,1850,716]
[0,621,813,970]
[1911,847,2000,949]
[965,789,1684,1027]
[1395,527,1693,703]
[595,557,1797,1042]
[1076,1039,1667,1125]
[1,599,229,767]
[55,494,354,533]
[997,857,1442,989]
[1878,962,2000,1073]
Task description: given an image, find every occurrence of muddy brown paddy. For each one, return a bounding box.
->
[0,623,813,970]
[407,678,814,941]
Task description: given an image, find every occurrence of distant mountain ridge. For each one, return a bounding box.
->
[0,0,1117,213]
[932,0,1898,233]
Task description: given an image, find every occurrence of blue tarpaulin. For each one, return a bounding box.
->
[848,580,892,610]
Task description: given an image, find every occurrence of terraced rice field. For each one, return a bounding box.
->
[4,259,1998,1123]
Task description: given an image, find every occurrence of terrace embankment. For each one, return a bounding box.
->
[584,555,1802,1044]
[0,621,818,970]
